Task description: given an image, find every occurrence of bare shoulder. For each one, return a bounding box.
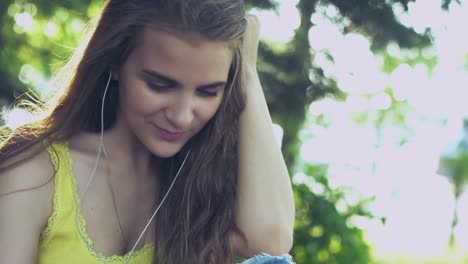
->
[0,145,55,262]
[0,143,55,219]
[0,144,55,224]
[0,144,55,198]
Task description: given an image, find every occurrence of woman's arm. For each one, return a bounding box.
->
[232,15,295,258]
[0,149,54,263]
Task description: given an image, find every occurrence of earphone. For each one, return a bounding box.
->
[76,71,190,264]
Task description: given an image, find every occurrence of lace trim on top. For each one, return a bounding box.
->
[39,142,62,243]
[42,141,154,263]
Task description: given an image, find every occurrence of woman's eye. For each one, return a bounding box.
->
[199,90,218,97]
[147,82,171,91]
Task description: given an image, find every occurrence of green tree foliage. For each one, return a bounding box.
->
[293,164,376,263]
[0,0,458,263]
[245,1,448,263]
[438,133,468,250]
[0,0,98,101]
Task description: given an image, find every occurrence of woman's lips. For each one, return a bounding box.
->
[154,125,185,141]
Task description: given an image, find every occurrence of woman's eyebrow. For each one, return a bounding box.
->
[142,69,227,89]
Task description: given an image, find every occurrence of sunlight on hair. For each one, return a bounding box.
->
[5,108,33,130]
[18,64,51,99]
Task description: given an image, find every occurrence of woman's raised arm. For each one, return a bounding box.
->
[231,15,295,258]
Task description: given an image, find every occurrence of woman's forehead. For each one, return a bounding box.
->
[136,27,233,59]
[129,27,234,82]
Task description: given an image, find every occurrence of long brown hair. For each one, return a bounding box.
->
[0,0,247,263]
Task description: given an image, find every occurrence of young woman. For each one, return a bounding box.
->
[0,0,295,263]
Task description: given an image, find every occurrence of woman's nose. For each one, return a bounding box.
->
[165,95,194,130]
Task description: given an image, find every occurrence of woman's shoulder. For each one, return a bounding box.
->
[0,143,55,219]
[1,142,55,193]
[0,144,55,262]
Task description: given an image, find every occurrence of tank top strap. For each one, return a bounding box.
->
[40,141,77,244]
[39,140,155,263]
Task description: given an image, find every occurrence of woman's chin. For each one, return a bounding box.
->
[149,143,184,158]
[141,133,190,158]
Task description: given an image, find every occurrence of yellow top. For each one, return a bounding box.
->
[38,141,155,264]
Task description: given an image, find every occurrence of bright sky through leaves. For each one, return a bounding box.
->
[255,0,468,261]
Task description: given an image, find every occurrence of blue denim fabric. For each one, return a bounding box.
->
[238,253,294,264]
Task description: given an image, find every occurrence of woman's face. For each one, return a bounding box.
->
[115,28,233,158]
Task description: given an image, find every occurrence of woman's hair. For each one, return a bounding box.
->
[0,0,247,263]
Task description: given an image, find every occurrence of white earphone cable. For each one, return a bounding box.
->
[125,148,190,263]
[75,72,189,264]
[75,72,112,264]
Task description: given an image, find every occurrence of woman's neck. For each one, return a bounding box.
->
[72,119,159,181]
